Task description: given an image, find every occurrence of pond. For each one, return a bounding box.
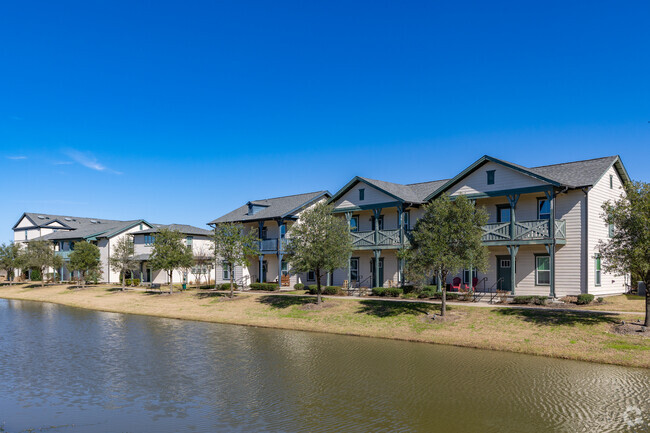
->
[0,299,648,432]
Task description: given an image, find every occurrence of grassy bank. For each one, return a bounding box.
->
[0,283,648,368]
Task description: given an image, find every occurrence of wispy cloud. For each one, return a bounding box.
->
[64,149,122,175]
[53,161,74,165]
[6,155,27,160]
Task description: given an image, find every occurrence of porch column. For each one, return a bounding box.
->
[373,249,381,288]
[258,221,265,283]
[507,194,520,240]
[347,255,352,289]
[437,270,442,292]
[258,255,264,283]
[398,205,404,245]
[327,272,331,286]
[398,257,404,287]
[373,208,382,245]
[545,189,557,298]
[507,245,519,295]
[277,219,284,287]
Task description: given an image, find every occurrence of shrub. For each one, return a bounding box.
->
[306,285,343,295]
[401,285,419,294]
[512,296,535,304]
[597,297,604,303]
[533,296,547,306]
[576,294,595,305]
[419,289,436,299]
[125,278,132,286]
[371,287,403,297]
[132,279,140,286]
[294,283,305,290]
[218,282,239,291]
[250,282,279,291]
[560,295,578,304]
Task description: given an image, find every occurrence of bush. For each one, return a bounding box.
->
[132,279,140,286]
[294,283,305,290]
[597,297,604,303]
[576,294,595,305]
[512,296,547,305]
[125,278,132,286]
[218,282,238,291]
[418,289,436,299]
[306,285,343,295]
[401,285,419,294]
[30,268,42,281]
[371,287,403,297]
[250,282,279,291]
[533,296,547,306]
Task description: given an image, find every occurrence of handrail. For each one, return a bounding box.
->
[488,277,504,303]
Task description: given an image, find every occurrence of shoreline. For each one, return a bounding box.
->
[0,283,648,369]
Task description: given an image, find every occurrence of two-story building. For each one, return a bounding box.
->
[12,213,152,282]
[328,155,630,297]
[131,224,213,285]
[208,191,330,288]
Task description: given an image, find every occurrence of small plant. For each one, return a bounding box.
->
[294,283,305,290]
[218,282,239,291]
[597,297,604,303]
[533,296,547,306]
[132,278,140,286]
[576,294,595,305]
[125,278,132,286]
[560,295,578,304]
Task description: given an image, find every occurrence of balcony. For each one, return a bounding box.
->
[482,219,566,245]
[55,250,71,260]
[258,238,287,253]
[350,229,404,249]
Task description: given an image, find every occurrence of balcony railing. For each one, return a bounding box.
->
[55,250,71,260]
[350,229,404,248]
[482,219,566,243]
[258,238,287,253]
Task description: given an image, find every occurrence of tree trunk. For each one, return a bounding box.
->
[645,280,649,328]
[229,264,234,298]
[169,271,174,294]
[121,271,126,291]
[441,270,447,316]
[316,269,322,305]
[41,267,45,287]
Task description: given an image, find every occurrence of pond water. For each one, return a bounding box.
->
[0,299,648,432]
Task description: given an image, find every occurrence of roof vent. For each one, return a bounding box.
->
[90,220,99,224]
[37,215,45,219]
[64,217,72,221]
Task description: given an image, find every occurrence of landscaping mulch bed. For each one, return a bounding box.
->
[611,322,649,337]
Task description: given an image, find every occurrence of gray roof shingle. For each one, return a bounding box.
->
[35,219,145,241]
[209,191,330,224]
[132,224,212,236]
[528,156,620,188]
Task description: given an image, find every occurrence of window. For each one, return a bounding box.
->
[500,259,511,268]
[144,235,155,246]
[497,205,511,223]
[139,223,143,230]
[610,174,613,189]
[186,236,193,247]
[359,188,365,201]
[261,226,268,240]
[349,216,359,232]
[537,198,550,220]
[403,211,410,231]
[70,242,75,251]
[535,255,550,285]
[281,261,288,276]
[350,258,359,281]
[280,224,286,238]
[487,170,495,185]
[222,261,230,280]
[371,215,384,230]
[463,269,477,284]
[24,230,28,240]
[608,213,614,238]
[307,270,315,281]
[595,255,602,286]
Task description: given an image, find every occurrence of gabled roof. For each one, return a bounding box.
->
[208,191,331,224]
[329,176,449,206]
[132,224,212,236]
[425,155,630,201]
[35,219,150,242]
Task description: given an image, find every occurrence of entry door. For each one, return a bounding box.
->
[145,268,151,283]
[262,261,268,283]
[370,258,384,288]
[496,256,512,292]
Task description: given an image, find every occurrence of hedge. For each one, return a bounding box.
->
[371,287,403,297]
[218,282,238,291]
[512,296,548,305]
[294,283,305,290]
[250,282,280,291]
[306,285,344,295]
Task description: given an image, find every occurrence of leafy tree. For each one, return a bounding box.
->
[68,241,102,289]
[149,228,194,294]
[110,235,138,291]
[598,181,650,326]
[0,243,24,284]
[25,240,64,287]
[401,194,488,316]
[285,202,352,305]
[192,247,213,286]
[212,223,259,298]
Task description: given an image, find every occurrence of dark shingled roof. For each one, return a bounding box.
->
[35,219,146,241]
[528,156,621,188]
[209,191,330,224]
[132,224,212,236]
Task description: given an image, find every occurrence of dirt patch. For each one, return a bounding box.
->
[611,322,649,337]
[421,312,464,324]
[300,302,337,311]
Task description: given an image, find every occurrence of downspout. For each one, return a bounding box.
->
[583,189,589,294]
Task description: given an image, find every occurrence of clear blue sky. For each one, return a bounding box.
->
[1,1,649,242]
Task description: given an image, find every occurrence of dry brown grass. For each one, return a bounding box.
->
[0,283,648,368]
[584,294,646,313]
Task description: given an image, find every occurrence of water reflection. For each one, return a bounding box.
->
[0,299,648,432]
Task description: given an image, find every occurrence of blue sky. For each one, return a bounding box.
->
[1,1,649,242]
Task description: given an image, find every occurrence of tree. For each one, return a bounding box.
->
[285,202,352,305]
[0,243,24,285]
[25,240,63,287]
[68,241,102,288]
[212,223,259,298]
[401,194,488,316]
[598,181,650,327]
[149,228,194,294]
[110,236,138,291]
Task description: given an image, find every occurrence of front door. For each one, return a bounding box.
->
[370,258,384,288]
[496,255,512,292]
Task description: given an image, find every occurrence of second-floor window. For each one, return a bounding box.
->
[261,226,268,240]
[144,235,155,246]
[487,170,495,185]
[349,216,359,232]
[610,174,614,189]
[280,224,286,238]
[497,205,510,223]
[371,215,384,231]
[186,236,193,247]
[538,198,550,220]
[403,211,410,231]
[359,188,365,201]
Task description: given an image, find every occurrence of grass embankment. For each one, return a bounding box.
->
[0,283,648,368]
